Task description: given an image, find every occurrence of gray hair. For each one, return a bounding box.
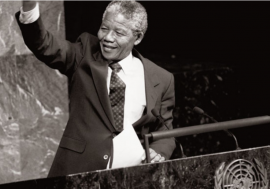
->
[102,0,148,34]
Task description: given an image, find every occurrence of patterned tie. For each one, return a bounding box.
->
[109,62,126,132]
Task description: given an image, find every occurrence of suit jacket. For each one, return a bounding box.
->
[16,12,176,177]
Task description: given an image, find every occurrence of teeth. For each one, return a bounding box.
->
[104,46,114,52]
[103,44,116,52]
[104,45,114,49]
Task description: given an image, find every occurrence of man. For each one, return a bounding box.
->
[16,0,175,177]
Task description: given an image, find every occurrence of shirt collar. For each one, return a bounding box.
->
[118,52,133,74]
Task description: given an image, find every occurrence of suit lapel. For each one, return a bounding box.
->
[91,51,115,132]
[132,50,159,128]
[90,49,159,130]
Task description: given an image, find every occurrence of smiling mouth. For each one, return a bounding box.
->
[103,44,116,52]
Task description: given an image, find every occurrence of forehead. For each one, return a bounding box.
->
[102,11,134,31]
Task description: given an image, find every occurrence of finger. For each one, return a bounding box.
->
[141,153,145,161]
[149,148,158,160]
[142,148,152,161]
[151,154,161,163]
[151,153,163,163]
[159,156,165,162]
[149,148,155,154]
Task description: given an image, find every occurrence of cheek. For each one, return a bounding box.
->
[97,30,103,40]
[119,39,132,49]
[124,41,134,51]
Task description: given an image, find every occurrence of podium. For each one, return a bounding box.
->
[0,145,269,189]
[1,116,270,188]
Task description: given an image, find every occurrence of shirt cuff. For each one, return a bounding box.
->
[19,2,40,24]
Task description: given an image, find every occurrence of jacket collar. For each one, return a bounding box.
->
[91,50,115,132]
[132,49,159,128]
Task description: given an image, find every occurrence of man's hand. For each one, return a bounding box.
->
[22,1,37,12]
[141,148,165,164]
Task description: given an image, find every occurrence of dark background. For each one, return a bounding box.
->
[64,1,270,64]
[64,1,270,158]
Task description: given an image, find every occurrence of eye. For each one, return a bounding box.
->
[116,31,126,37]
[101,27,108,31]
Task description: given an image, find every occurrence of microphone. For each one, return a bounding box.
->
[193,106,241,150]
[151,109,186,158]
[151,109,170,130]
[193,106,218,123]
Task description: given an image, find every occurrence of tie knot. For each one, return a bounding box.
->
[109,62,122,73]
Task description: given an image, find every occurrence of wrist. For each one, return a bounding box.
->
[22,1,37,12]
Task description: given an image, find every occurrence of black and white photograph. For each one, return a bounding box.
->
[0,1,270,188]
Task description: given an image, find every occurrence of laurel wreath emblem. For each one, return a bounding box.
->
[214,159,268,189]
[214,162,225,189]
[253,158,269,189]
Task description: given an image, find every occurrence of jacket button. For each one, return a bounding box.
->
[103,155,108,160]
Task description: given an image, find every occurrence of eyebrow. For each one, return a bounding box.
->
[102,22,129,33]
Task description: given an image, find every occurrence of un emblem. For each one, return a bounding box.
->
[214,158,268,189]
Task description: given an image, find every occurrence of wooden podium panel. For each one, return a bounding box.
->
[1,146,269,189]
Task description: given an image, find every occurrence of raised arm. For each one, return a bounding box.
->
[16,1,84,77]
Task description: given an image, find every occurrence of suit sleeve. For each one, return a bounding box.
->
[149,73,176,160]
[15,11,83,77]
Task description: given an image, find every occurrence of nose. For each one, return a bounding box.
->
[104,31,115,42]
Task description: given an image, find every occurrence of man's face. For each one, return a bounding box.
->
[98,11,142,61]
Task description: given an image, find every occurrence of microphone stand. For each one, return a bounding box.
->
[194,107,241,150]
[152,109,186,159]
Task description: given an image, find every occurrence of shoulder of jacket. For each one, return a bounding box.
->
[144,57,172,77]
[75,32,100,55]
[77,32,99,45]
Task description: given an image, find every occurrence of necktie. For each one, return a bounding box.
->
[109,62,126,132]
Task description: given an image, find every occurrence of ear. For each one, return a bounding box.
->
[134,32,144,46]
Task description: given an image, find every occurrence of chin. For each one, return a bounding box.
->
[103,55,114,61]
[102,52,117,61]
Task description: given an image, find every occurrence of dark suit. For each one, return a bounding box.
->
[16,12,175,177]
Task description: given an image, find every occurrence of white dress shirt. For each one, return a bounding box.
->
[107,53,146,128]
